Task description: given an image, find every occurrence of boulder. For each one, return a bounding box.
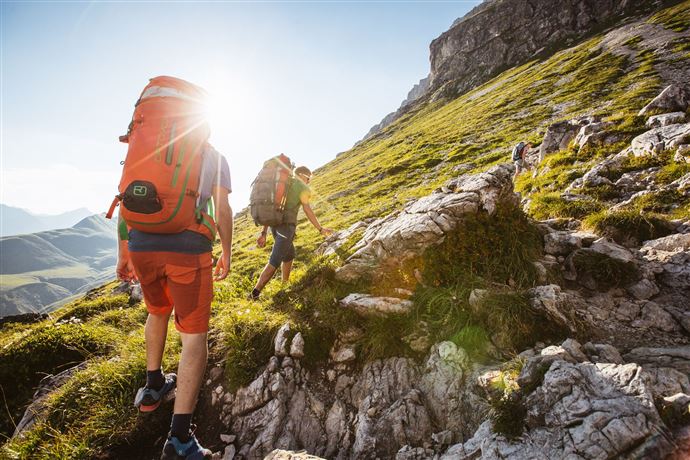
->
[589,237,635,264]
[630,123,690,157]
[638,84,690,117]
[264,450,325,460]
[274,323,291,357]
[316,221,369,257]
[646,111,686,128]
[339,293,414,316]
[675,144,690,163]
[290,333,305,359]
[446,359,673,459]
[336,164,515,283]
[538,119,582,160]
[543,231,582,256]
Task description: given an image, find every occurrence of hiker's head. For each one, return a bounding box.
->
[295,166,312,183]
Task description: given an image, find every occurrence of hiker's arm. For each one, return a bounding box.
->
[116,216,137,282]
[257,226,269,248]
[302,202,333,236]
[213,185,233,281]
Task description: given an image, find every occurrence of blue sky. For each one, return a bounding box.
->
[1,1,480,214]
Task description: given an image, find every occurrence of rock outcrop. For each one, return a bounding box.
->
[335,163,516,283]
[212,336,488,459]
[360,0,667,142]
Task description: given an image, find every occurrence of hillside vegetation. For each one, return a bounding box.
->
[1,2,689,458]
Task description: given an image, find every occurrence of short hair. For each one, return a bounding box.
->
[295,166,312,178]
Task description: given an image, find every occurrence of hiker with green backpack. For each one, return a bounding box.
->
[512,141,532,180]
[249,160,333,300]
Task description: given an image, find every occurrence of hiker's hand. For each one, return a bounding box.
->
[320,227,334,237]
[214,251,231,281]
[257,234,266,248]
[116,257,137,283]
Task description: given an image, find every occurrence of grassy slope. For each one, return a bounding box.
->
[2,2,689,457]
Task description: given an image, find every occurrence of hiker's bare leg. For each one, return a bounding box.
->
[174,332,208,414]
[254,263,278,291]
[145,313,170,371]
[281,259,293,282]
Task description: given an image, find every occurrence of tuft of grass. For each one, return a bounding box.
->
[490,391,526,439]
[529,193,604,220]
[656,161,690,184]
[0,322,121,439]
[570,250,639,289]
[584,209,675,245]
[50,294,130,323]
[450,325,491,358]
[648,0,690,32]
[421,205,542,289]
[211,299,289,391]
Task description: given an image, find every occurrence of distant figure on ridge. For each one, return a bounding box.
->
[512,141,532,180]
[109,76,232,459]
[248,159,333,300]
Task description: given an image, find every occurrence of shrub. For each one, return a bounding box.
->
[570,250,639,288]
[491,390,526,439]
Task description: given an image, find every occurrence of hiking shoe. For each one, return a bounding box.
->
[248,288,260,300]
[134,373,176,413]
[160,431,212,460]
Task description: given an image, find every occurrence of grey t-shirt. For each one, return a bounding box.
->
[198,144,232,207]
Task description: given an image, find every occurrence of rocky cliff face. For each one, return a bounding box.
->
[360,0,671,142]
[198,144,690,458]
[428,0,659,94]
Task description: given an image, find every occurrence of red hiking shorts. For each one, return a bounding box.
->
[129,251,213,334]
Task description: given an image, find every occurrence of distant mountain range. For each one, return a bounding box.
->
[0,214,117,317]
[0,204,94,237]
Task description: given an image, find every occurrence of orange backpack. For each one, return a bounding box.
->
[106,76,216,240]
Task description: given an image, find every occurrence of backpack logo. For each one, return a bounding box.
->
[133,185,148,196]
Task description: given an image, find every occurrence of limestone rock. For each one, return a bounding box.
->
[538,119,582,160]
[589,237,635,264]
[675,144,690,163]
[264,450,325,460]
[639,84,690,117]
[274,323,291,357]
[339,293,413,316]
[316,221,368,257]
[543,231,578,256]
[290,333,305,359]
[631,123,690,157]
[336,164,515,283]
[646,111,686,128]
[627,278,660,300]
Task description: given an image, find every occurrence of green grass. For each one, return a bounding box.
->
[528,193,604,220]
[583,209,675,245]
[649,0,690,32]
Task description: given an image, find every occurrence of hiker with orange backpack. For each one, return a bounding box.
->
[110,76,231,460]
[249,162,333,300]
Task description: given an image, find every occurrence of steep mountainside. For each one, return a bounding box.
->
[0,214,117,317]
[1,1,689,459]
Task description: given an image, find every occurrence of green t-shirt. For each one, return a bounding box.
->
[283,177,311,224]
